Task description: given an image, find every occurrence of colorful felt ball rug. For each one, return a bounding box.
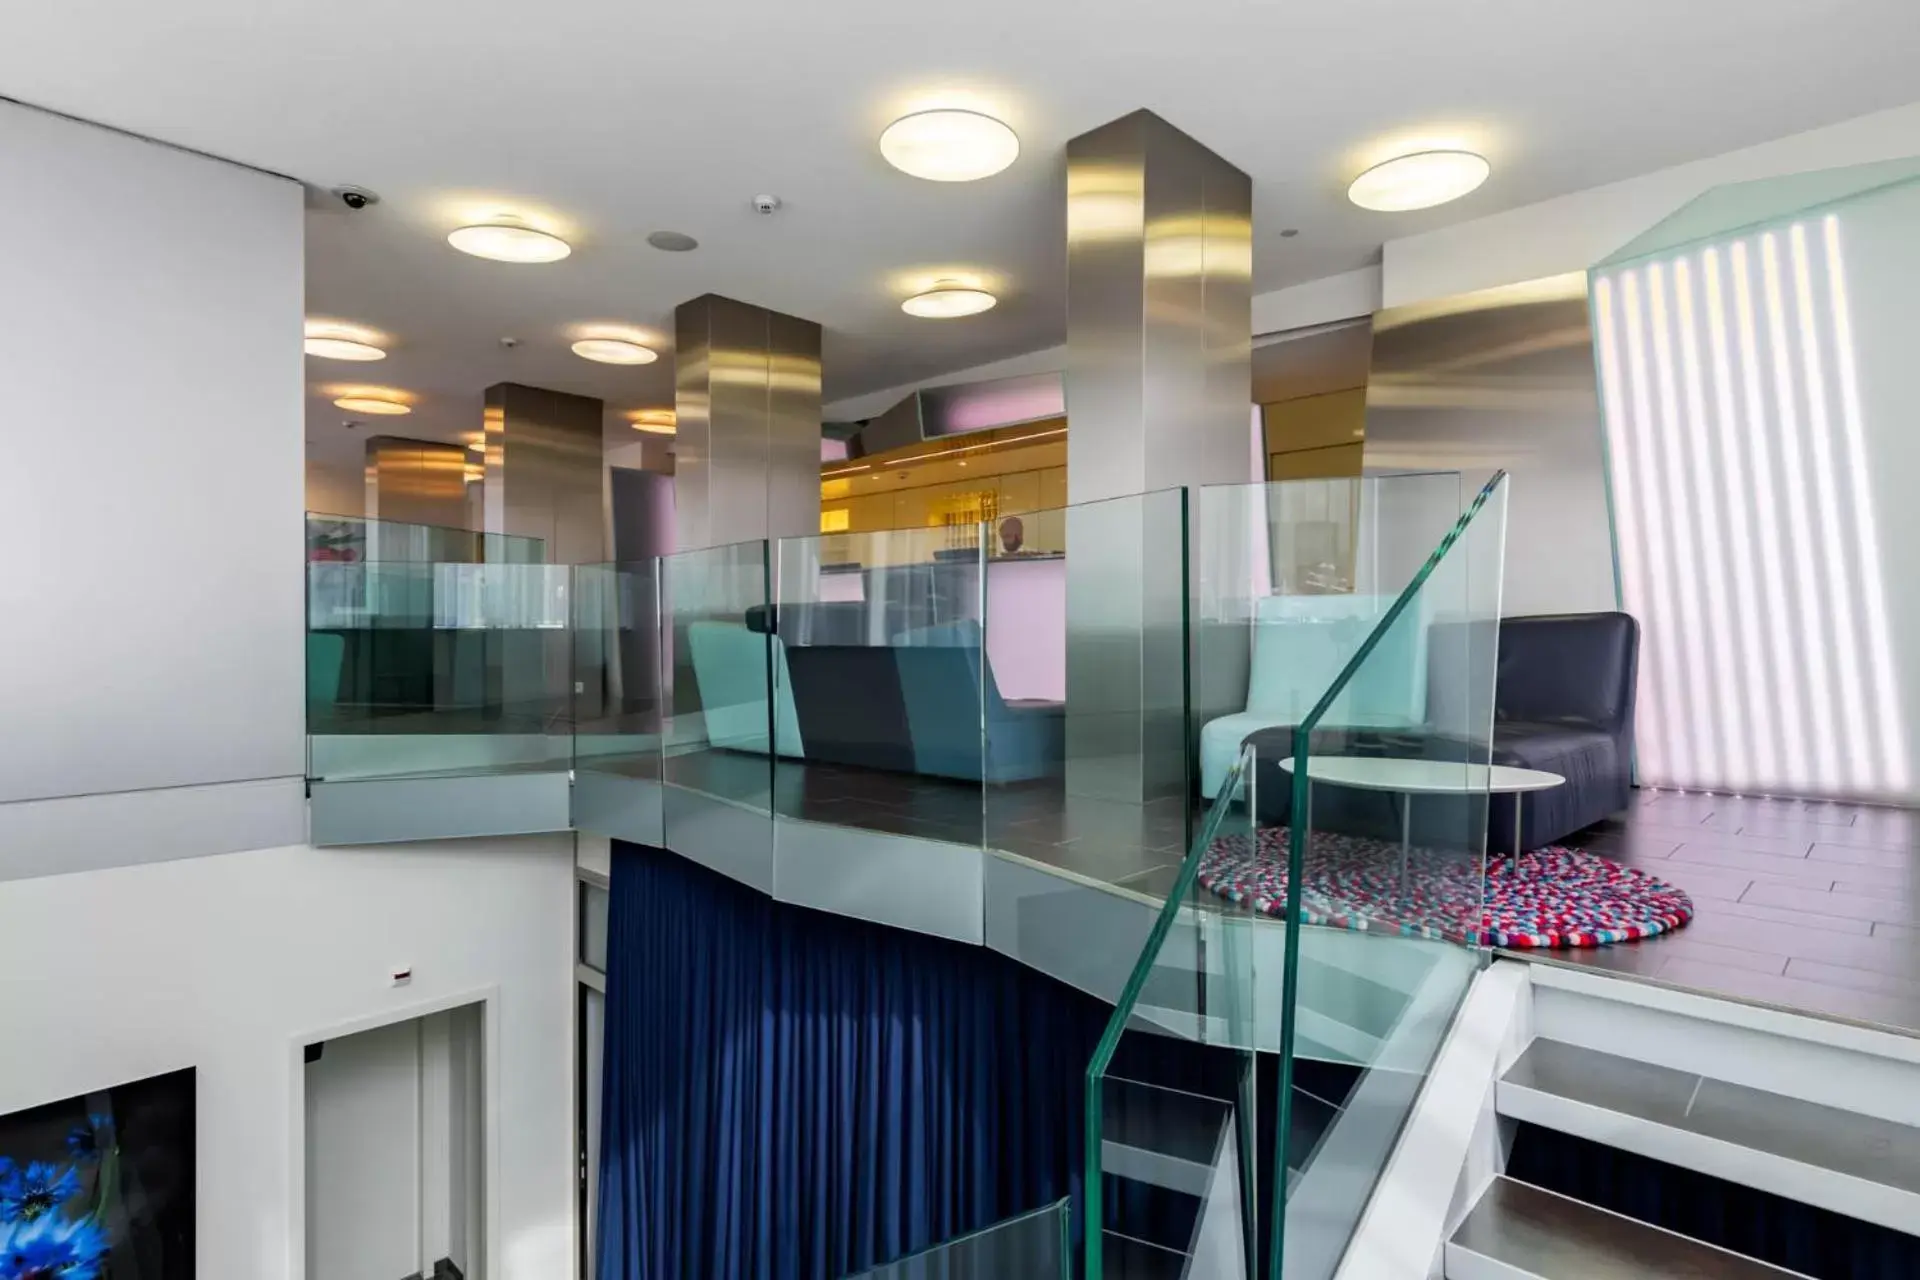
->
[1197,827,1694,948]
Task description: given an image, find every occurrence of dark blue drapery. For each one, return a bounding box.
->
[594,842,1109,1280]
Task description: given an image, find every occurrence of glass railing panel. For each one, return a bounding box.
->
[837,1197,1070,1280]
[572,559,665,844]
[981,487,1189,900]
[306,560,574,783]
[1189,473,1472,822]
[660,540,774,889]
[1086,751,1258,1280]
[768,523,987,849]
[306,511,544,565]
[1268,472,1510,1279]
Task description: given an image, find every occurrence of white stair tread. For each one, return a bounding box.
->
[1447,1176,1808,1279]
[1499,1038,1920,1233]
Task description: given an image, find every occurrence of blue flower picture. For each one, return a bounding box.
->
[0,1072,193,1280]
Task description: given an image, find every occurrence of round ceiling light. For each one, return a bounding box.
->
[902,283,997,319]
[332,394,412,415]
[304,336,385,361]
[1347,150,1490,212]
[879,110,1019,182]
[572,338,658,365]
[628,409,677,434]
[447,222,573,263]
[304,321,386,361]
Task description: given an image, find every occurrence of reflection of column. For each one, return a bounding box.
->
[673,294,821,551]
[481,382,606,564]
[1065,109,1254,805]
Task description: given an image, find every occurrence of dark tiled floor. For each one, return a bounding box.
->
[594,748,1194,895]
[1540,789,1920,1036]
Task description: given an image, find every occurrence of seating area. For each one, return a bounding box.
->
[682,606,1066,784]
[1206,609,1639,853]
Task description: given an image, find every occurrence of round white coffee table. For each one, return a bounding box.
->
[1275,757,1565,888]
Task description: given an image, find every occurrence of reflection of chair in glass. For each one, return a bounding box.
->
[682,621,803,757]
[1198,593,1427,798]
[307,632,345,711]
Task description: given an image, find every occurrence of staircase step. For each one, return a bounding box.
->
[1101,1230,1189,1280]
[1101,1075,1229,1197]
[1498,1038,1920,1235]
[1446,1176,1807,1279]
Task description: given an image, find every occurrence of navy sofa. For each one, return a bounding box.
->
[1243,612,1639,852]
[745,606,1065,784]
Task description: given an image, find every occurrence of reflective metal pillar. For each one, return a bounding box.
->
[1065,110,1254,806]
[672,294,822,550]
[363,435,470,532]
[481,382,606,564]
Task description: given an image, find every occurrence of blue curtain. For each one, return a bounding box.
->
[594,842,1109,1280]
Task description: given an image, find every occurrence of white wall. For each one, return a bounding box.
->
[0,836,575,1280]
[1382,100,1920,308]
[0,100,307,860]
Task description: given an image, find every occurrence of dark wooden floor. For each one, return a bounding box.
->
[1544,788,1920,1036]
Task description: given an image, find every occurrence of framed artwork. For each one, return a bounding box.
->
[0,1069,193,1280]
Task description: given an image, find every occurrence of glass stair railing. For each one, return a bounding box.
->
[836,1198,1070,1279]
[1084,471,1511,1280]
[1085,747,1261,1280]
[1268,470,1509,1278]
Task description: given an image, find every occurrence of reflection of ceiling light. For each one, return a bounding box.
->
[902,284,997,318]
[467,441,484,453]
[447,223,572,263]
[333,394,412,415]
[1347,150,1490,212]
[628,409,676,434]
[572,338,658,365]
[880,110,1019,182]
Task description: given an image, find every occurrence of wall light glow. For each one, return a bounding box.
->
[1595,216,1907,800]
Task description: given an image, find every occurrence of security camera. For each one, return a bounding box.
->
[751,194,782,215]
[333,185,379,211]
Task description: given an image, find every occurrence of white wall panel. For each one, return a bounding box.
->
[0,101,305,803]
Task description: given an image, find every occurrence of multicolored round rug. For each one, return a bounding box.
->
[1197,827,1694,948]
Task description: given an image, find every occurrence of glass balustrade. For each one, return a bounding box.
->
[1085,748,1259,1280]
[572,559,666,846]
[1266,472,1509,1277]
[769,523,988,849]
[304,482,1512,1280]
[837,1198,1070,1280]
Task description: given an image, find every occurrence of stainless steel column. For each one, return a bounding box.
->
[672,294,822,550]
[1065,110,1254,807]
[363,435,471,541]
[480,382,606,564]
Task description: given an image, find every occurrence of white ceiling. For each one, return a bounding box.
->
[5,0,1915,468]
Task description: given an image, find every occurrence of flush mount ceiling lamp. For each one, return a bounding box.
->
[303,321,386,361]
[1347,149,1490,212]
[902,281,997,318]
[628,409,676,434]
[332,389,413,415]
[880,110,1019,182]
[447,219,573,263]
[572,338,658,365]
